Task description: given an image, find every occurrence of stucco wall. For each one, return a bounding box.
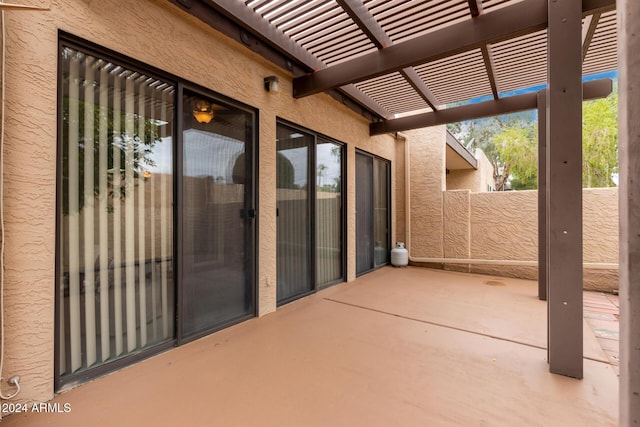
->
[468,190,539,279]
[405,126,446,259]
[438,188,619,291]
[446,149,494,193]
[4,0,396,404]
[443,190,470,273]
[583,188,619,291]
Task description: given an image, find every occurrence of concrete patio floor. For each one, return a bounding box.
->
[4,267,618,426]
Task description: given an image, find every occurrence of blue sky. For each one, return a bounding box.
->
[449,70,618,108]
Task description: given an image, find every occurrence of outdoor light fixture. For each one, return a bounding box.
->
[193,99,214,124]
[264,75,279,92]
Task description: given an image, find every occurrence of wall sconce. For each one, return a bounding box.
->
[264,76,279,93]
[193,99,214,124]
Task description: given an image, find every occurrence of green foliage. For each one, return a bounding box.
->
[448,88,618,190]
[492,124,538,190]
[582,91,618,188]
[448,112,536,190]
[61,98,161,215]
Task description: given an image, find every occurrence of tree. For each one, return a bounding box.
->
[492,124,538,190]
[448,112,536,190]
[447,89,618,190]
[582,91,618,188]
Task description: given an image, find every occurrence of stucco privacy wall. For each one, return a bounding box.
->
[405,127,446,259]
[439,188,619,291]
[4,0,396,404]
[443,191,470,273]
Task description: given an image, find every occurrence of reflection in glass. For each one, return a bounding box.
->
[58,47,175,379]
[276,124,313,303]
[316,140,343,287]
[356,153,374,274]
[356,152,390,274]
[374,159,389,266]
[182,91,254,336]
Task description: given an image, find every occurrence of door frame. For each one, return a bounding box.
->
[176,83,259,345]
[355,149,391,277]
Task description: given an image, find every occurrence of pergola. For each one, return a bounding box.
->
[168,0,637,423]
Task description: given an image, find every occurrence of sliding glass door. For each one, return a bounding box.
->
[316,138,344,288]
[58,46,176,380]
[181,89,256,337]
[276,122,345,304]
[356,150,390,275]
[276,125,314,303]
[57,40,257,387]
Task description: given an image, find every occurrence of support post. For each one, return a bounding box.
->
[618,0,640,424]
[546,0,583,378]
[537,89,547,302]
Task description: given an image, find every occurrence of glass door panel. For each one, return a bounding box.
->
[316,139,343,287]
[276,124,313,303]
[356,153,374,275]
[57,47,176,382]
[356,151,390,275]
[181,90,254,336]
[374,159,390,267]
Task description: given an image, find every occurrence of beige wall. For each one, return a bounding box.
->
[405,127,446,259]
[446,149,494,193]
[4,0,397,404]
[468,190,539,279]
[438,188,619,291]
[407,129,617,291]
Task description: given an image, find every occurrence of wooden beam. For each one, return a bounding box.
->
[618,1,640,423]
[336,0,440,110]
[399,68,440,111]
[172,0,392,119]
[481,45,499,100]
[537,89,547,302]
[293,0,615,98]
[369,78,611,135]
[468,0,484,17]
[336,0,390,49]
[582,12,601,61]
[546,0,583,379]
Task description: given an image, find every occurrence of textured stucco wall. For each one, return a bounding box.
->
[406,127,446,259]
[446,149,494,193]
[436,188,619,290]
[470,190,539,279]
[443,190,471,273]
[394,136,406,245]
[4,0,396,404]
[583,188,619,291]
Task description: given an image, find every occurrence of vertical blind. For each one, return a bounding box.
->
[58,47,175,378]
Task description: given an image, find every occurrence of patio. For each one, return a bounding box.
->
[4,267,618,426]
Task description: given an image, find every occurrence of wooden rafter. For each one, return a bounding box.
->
[467,0,483,18]
[370,78,612,135]
[293,0,615,98]
[582,12,601,61]
[481,45,500,100]
[336,0,440,110]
